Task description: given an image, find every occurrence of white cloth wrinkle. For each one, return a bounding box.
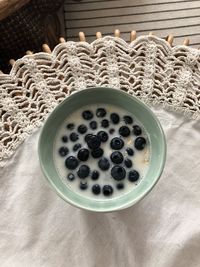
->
[0,107,200,267]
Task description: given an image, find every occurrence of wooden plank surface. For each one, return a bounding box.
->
[64,0,200,48]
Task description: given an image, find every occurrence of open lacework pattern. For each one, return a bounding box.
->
[0,35,200,165]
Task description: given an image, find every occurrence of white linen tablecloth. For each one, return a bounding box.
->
[1,106,200,267]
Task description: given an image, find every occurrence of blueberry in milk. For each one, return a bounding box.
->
[110,151,123,164]
[77,165,90,179]
[78,124,87,134]
[91,148,104,159]
[73,143,81,152]
[123,115,133,124]
[110,113,120,124]
[96,108,106,118]
[67,123,75,130]
[89,121,97,130]
[91,170,99,180]
[101,119,109,128]
[119,126,130,137]
[124,158,132,168]
[80,181,88,190]
[134,137,146,150]
[97,131,108,142]
[65,156,79,170]
[58,146,69,157]
[133,125,142,136]
[69,132,79,142]
[98,157,110,171]
[103,185,113,196]
[54,103,150,199]
[84,133,93,143]
[82,110,93,120]
[61,135,68,143]
[128,170,140,182]
[77,148,89,161]
[86,134,101,150]
[67,173,75,181]
[126,147,134,156]
[116,183,124,190]
[110,137,124,150]
[111,166,126,181]
[92,184,101,195]
[109,128,115,134]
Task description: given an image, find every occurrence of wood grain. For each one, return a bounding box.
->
[65,0,200,47]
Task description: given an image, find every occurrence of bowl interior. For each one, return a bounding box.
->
[38,87,166,212]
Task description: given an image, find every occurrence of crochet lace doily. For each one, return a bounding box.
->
[1,35,200,165]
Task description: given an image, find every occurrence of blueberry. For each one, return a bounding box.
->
[119,126,130,137]
[134,137,146,150]
[91,170,99,180]
[87,135,101,150]
[59,146,69,157]
[70,132,79,142]
[133,125,142,136]
[67,173,75,181]
[82,110,93,120]
[111,166,126,181]
[92,184,101,195]
[77,165,90,178]
[96,108,106,117]
[103,185,113,196]
[116,183,124,190]
[98,157,110,171]
[110,113,120,124]
[67,123,75,130]
[128,170,140,182]
[126,148,134,156]
[101,119,109,128]
[110,151,123,164]
[62,135,68,143]
[110,137,124,150]
[109,128,115,134]
[77,148,89,161]
[124,158,132,168]
[80,181,88,190]
[89,121,97,130]
[124,115,133,124]
[91,148,104,158]
[73,143,82,152]
[97,131,108,142]
[65,156,79,170]
[78,124,87,134]
[85,134,93,143]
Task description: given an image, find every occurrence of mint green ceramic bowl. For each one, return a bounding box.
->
[38,87,166,212]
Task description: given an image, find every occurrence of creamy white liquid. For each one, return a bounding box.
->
[53,104,150,200]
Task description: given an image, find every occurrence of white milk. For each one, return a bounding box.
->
[53,103,150,200]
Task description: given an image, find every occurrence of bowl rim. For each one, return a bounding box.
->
[38,87,167,212]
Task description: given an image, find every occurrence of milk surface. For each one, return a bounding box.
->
[53,103,150,200]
